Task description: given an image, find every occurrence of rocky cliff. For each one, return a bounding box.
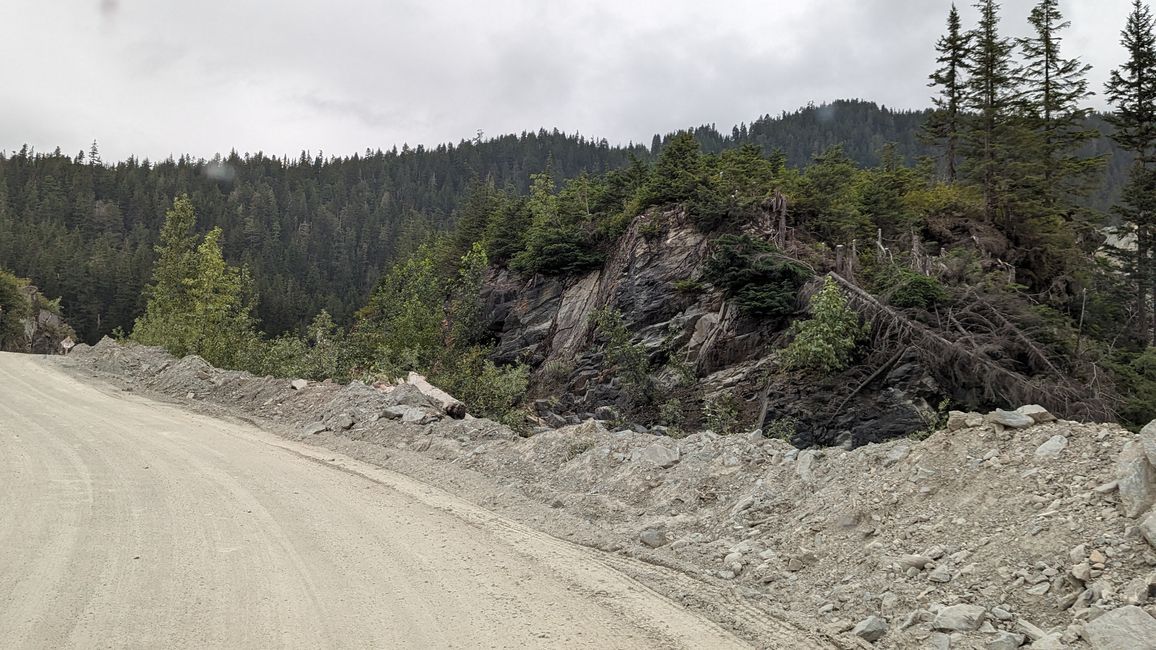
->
[481,210,943,448]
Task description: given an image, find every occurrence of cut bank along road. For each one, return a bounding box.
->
[0,352,752,649]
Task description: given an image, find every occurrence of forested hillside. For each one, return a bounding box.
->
[0,100,1131,344]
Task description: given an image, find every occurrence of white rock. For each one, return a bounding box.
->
[1082,605,1156,650]
[1034,435,1068,460]
[1016,404,1056,423]
[290,378,308,390]
[635,443,680,469]
[987,409,1035,429]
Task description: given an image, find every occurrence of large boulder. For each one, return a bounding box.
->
[1141,419,1156,467]
[1082,605,1156,649]
[1117,441,1156,518]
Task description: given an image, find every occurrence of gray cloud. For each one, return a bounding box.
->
[0,0,1133,161]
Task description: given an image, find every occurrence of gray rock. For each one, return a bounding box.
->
[331,413,355,430]
[1082,605,1156,650]
[543,412,568,428]
[928,565,953,583]
[927,632,952,650]
[852,615,889,643]
[381,383,437,410]
[946,410,971,432]
[290,378,309,390]
[639,529,668,548]
[1032,634,1067,650]
[899,554,934,570]
[1142,419,1156,467]
[933,604,987,632]
[1034,435,1069,460]
[1139,511,1156,551]
[985,631,1025,650]
[593,405,619,421]
[1116,441,1156,517]
[634,443,680,468]
[381,405,441,425]
[988,409,1035,428]
[1017,404,1056,423]
[797,449,818,482]
[302,421,328,435]
[882,443,911,467]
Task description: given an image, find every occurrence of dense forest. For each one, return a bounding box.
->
[0,99,1133,344]
[2,0,1155,432]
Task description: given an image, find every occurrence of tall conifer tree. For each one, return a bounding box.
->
[1106,0,1156,342]
[961,0,1018,223]
[925,4,970,182]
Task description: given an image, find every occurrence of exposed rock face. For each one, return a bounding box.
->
[481,210,944,447]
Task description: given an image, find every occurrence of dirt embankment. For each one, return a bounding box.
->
[64,338,1156,649]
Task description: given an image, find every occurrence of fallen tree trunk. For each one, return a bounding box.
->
[826,272,1115,423]
[405,372,467,419]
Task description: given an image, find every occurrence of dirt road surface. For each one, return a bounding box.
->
[0,352,756,649]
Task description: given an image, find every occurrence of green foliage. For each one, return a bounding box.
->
[1104,347,1156,428]
[0,269,32,350]
[781,277,867,373]
[430,347,529,428]
[658,398,685,430]
[702,394,740,435]
[131,197,258,368]
[763,417,798,442]
[510,171,605,275]
[794,146,872,242]
[874,266,949,310]
[589,306,654,409]
[703,235,811,318]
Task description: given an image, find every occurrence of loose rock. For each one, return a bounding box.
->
[851,615,888,643]
[933,604,986,632]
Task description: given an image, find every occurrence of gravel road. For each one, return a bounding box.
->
[0,352,752,649]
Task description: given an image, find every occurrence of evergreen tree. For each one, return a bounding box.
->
[1017,0,1100,212]
[1106,0,1156,343]
[132,196,257,366]
[925,4,970,181]
[961,0,1019,222]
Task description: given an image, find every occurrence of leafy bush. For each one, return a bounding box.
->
[703,235,812,317]
[0,269,32,350]
[431,347,529,428]
[764,417,798,442]
[781,276,867,373]
[703,394,740,435]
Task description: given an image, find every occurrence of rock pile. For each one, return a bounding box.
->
[64,341,1156,649]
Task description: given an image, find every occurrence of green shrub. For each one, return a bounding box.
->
[703,394,740,435]
[878,266,949,309]
[781,276,867,373]
[590,307,654,409]
[764,417,798,442]
[431,347,530,428]
[703,235,812,317]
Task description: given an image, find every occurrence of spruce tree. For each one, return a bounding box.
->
[961,0,1018,222]
[1017,0,1100,212]
[1106,0,1156,342]
[925,4,970,181]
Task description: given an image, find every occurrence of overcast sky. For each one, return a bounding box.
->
[0,0,1134,162]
